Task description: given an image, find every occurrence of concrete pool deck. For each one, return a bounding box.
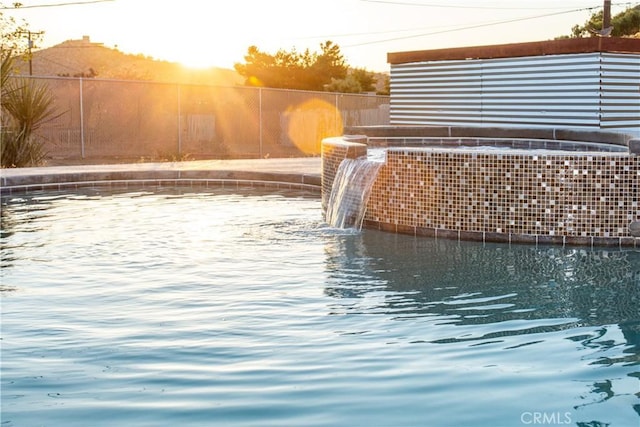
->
[0,158,322,193]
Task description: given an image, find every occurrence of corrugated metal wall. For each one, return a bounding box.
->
[601,53,640,132]
[390,52,639,135]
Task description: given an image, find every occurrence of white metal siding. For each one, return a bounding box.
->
[390,52,639,135]
[600,53,640,131]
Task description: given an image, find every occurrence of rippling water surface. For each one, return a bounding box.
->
[1,186,639,427]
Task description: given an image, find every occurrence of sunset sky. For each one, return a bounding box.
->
[3,0,633,71]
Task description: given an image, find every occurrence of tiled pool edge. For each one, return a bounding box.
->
[362,219,638,248]
[1,163,322,195]
[323,129,640,249]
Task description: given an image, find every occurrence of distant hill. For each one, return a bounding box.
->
[10,35,243,86]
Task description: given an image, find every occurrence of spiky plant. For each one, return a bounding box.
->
[1,50,14,115]
[1,54,59,167]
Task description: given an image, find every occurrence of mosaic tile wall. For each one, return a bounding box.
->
[323,137,640,247]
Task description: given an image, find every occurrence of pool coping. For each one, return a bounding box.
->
[0,158,322,194]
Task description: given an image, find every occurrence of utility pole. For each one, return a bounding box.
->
[18,30,44,75]
[603,0,612,32]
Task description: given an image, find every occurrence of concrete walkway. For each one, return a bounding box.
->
[0,158,322,190]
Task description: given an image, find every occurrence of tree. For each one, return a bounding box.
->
[306,41,348,90]
[326,74,362,93]
[559,5,640,38]
[326,67,377,93]
[0,2,44,62]
[351,68,376,93]
[235,41,349,91]
[377,73,390,96]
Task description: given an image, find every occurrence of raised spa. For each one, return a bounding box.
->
[322,126,640,247]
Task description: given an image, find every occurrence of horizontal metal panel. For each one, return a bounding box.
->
[600,110,640,118]
[601,54,640,67]
[392,70,597,81]
[393,94,599,102]
[600,52,640,133]
[390,51,640,133]
[394,105,598,112]
[389,117,484,124]
[394,81,600,90]
[391,109,599,119]
[392,85,481,92]
[391,111,482,118]
[393,101,598,110]
[396,109,600,120]
[393,86,598,93]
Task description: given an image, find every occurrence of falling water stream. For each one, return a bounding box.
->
[325,156,383,229]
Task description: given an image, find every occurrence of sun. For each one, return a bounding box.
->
[143,25,239,70]
[176,52,219,70]
[160,38,241,70]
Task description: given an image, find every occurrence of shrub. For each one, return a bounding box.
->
[1,52,58,167]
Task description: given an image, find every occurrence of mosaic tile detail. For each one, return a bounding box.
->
[323,137,640,247]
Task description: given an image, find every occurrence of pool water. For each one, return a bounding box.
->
[1,186,639,427]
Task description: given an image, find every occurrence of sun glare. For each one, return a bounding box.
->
[286,99,343,155]
[176,54,218,70]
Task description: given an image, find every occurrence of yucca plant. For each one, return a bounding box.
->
[1,50,11,98]
[1,52,58,167]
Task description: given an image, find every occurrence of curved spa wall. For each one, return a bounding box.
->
[322,126,640,247]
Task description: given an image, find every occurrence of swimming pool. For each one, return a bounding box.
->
[1,186,639,426]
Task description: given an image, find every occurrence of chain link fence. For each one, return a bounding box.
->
[10,76,389,162]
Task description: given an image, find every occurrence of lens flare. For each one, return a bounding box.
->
[248,76,263,87]
[285,98,343,155]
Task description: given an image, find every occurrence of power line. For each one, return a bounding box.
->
[32,53,86,73]
[344,6,604,47]
[300,21,479,40]
[307,2,638,44]
[359,0,589,10]
[0,0,114,9]
[359,0,636,10]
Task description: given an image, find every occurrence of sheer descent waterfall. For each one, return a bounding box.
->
[325,157,383,229]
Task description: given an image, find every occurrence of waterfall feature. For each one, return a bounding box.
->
[325,157,383,229]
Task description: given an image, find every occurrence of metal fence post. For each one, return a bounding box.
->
[79,77,85,159]
[259,87,263,158]
[335,93,339,134]
[177,84,182,156]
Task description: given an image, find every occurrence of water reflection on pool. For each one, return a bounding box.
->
[1,186,639,427]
